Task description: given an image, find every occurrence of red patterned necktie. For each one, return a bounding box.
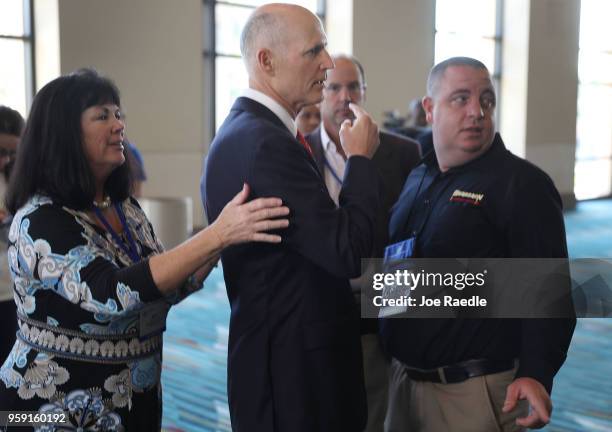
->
[296,130,314,158]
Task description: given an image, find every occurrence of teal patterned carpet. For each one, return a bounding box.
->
[161,199,612,432]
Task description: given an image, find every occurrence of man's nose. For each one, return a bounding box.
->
[322,49,334,71]
[467,98,485,119]
[339,85,352,102]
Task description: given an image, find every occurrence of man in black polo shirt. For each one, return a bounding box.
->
[381,57,575,431]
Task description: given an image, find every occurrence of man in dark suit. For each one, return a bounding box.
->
[202,4,381,431]
[305,54,421,432]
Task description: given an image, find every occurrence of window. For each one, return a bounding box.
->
[434,0,502,94]
[204,0,324,137]
[574,0,612,200]
[0,0,34,117]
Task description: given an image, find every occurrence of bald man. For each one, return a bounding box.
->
[202,4,380,431]
[305,55,421,432]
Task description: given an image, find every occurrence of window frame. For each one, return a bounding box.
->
[433,0,504,110]
[203,0,326,142]
[0,0,36,114]
[574,0,612,200]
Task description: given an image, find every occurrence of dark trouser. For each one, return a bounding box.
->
[0,300,17,363]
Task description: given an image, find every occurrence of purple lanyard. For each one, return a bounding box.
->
[93,202,141,263]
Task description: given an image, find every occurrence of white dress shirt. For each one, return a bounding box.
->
[241,88,297,137]
[320,126,346,206]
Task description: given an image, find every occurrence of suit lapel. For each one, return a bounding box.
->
[234,97,321,173]
[372,134,391,169]
[305,127,326,175]
[232,97,287,131]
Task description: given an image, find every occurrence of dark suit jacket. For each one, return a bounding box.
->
[307,127,421,261]
[202,97,380,432]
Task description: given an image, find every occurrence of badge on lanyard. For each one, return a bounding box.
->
[384,236,416,263]
[379,237,417,318]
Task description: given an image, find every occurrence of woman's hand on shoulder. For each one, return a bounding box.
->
[209,183,289,248]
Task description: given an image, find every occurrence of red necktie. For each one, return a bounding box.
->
[296,131,314,158]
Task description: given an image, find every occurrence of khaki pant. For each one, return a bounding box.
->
[385,358,529,432]
[362,334,391,432]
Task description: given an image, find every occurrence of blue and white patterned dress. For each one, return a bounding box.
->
[0,195,195,431]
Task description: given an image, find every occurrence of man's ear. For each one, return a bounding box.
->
[256,48,275,76]
[422,96,434,125]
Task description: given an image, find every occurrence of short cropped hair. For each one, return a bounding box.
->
[6,69,132,214]
[332,54,367,88]
[240,11,282,73]
[427,57,489,97]
[0,106,25,137]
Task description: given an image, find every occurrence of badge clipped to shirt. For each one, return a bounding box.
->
[379,237,417,318]
[384,236,416,263]
[139,300,170,339]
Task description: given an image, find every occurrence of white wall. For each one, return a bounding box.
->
[352,0,435,123]
[326,0,353,54]
[524,0,580,207]
[34,0,60,91]
[57,0,206,225]
[53,0,583,219]
[501,0,580,207]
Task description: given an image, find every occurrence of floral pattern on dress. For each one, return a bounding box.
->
[17,354,69,400]
[103,369,132,409]
[79,283,143,335]
[129,356,160,391]
[10,207,149,324]
[9,218,100,315]
[1,195,167,427]
[65,200,163,269]
[37,388,124,431]
[0,339,32,388]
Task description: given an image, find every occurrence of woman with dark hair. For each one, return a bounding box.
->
[0,105,24,364]
[0,69,289,430]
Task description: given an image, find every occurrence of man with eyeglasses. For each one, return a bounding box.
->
[304,54,421,432]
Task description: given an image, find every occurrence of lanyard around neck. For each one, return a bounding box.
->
[93,202,141,263]
[323,153,344,187]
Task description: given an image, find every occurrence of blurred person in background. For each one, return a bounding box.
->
[0,105,24,362]
[125,139,147,197]
[406,97,428,129]
[296,103,321,135]
[115,108,147,197]
[305,54,420,432]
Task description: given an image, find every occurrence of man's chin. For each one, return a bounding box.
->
[460,138,493,154]
[336,115,355,125]
[308,86,324,101]
[305,95,323,108]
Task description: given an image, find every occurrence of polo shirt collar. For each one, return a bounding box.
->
[426,133,506,173]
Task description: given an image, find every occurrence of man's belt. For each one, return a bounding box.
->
[402,358,517,384]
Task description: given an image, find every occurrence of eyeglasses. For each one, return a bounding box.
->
[324,82,366,95]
